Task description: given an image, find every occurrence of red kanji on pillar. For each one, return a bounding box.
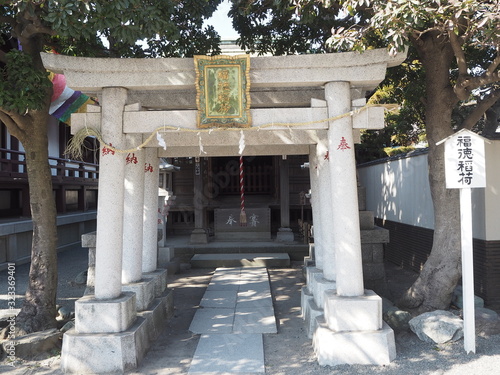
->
[102,143,115,156]
[144,163,154,173]
[126,153,138,164]
[337,137,351,151]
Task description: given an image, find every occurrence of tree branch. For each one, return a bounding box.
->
[448,29,467,76]
[466,71,500,91]
[461,89,500,130]
[0,15,16,28]
[0,110,27,141]
[21,23,56,39]
[486,49,500,76]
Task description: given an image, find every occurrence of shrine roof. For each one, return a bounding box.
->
[41,48,406,94]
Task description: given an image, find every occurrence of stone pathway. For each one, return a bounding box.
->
[188,267,277,374]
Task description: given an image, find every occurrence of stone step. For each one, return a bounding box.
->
[189,333,265,374]
[190,253,290,268]
[174,242,309,261]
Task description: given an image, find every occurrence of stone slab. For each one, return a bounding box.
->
[305,266,323,285]
[122,277,156,311]
[200,290,238,308]
[311,274,336,310]
[213,267,242,278]
[324,289,382,332]
[313,317,396,366]
[189,334,264,374]
[359,211,374,230]
[361,227,390,244]
[137,289,174,344]
[191,253,290,268]
[75,292,137,334]
[238,280,271,293]
[276,228,295,242]
[214,208,270,235]
[189,308,235,334]
[61,316,148,374]
[158,247,174,267]
[233,306,277,334]
[301,287,313,320]
[237,290,273,308]
[143,268,168,297]
[302,293,323,339]
[207,278,241,292]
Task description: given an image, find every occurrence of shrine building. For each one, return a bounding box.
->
[42,48,405,373]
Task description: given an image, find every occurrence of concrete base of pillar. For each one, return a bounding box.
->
[137,289,174,344]
[313,316,396,366]
[311,273,336,309]
[158,247,174,267]
[61,317,148,374]
[276,227,295,242]
[122,278,156,311]
[75,292,136,334]
[61,289,174,374]
[301,287,313,320]
[301,288,324,339]
[324,289,382,332]
[359,210,374,230]
[305,267,323,286]
[190,228,208,244]
[143,268,168,297]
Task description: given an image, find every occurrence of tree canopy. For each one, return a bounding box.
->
[231,0,500,312]
[0,0,222,335]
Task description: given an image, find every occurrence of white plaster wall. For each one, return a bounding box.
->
[47,116,60,161]
[358,146,500,241]
[483,141,500,241]
[358,152,434,229]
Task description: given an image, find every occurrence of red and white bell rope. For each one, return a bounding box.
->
[239,156,247,226]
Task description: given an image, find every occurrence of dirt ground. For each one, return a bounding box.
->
[2,257,500,374]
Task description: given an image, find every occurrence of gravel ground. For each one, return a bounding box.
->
[2,248,500,374]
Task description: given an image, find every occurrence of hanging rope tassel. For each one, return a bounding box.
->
[239,155,247,226]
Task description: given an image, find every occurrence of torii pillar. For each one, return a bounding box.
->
[312,82,396,366]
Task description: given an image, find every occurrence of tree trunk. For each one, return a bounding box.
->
[398,32,462,312]
[1,33,58,335]
[13,110,59,335]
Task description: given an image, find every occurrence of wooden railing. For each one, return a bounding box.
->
[0,148,99,182]
[213,164,273,194]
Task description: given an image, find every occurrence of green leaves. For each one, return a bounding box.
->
[0,50,51,114]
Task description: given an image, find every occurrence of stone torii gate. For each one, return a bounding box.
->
[42,48,405,373]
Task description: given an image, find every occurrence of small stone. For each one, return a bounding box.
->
[74,270,88,285]
[475,307,500,336]
[409,310,463,344]
[57,306,72,321]
[452,285,485,309]
[384,309,412,332]
[180,263,192,271]
[381,297,395,313]
[60,320,75,334]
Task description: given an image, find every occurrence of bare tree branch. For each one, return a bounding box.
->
[461,89,500,130]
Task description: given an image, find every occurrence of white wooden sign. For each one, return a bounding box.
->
[437,129,489,355]
[442,129,486,189]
